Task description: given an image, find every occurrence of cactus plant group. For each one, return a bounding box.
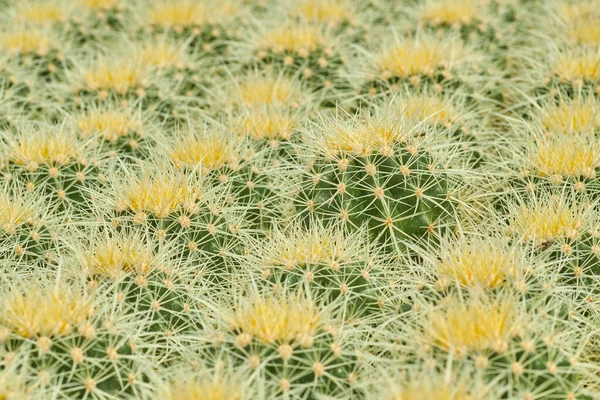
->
[1,0,600,399]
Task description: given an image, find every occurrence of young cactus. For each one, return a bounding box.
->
[0,25,67,81]
[0,275,152,399]
[71,100,153,160]
[137,0,241,55]
[95,159,245,270]
[0,120,104,212]
[410,290,586,399]
[67,225,206,353]
[355,31,491,99]
[0,182,61,265]
[199,287,369,399]
[246,221,389,319]
[234,17,351,94]
[292,101,468,251]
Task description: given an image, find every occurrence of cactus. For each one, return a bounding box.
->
[67,225,206,356]
[234,17,352,95]
[71,101,154,160]
[0,121,104,212]
[246,222,389,319]
[406,289,587,399]
[0,182,61,265]
[0,276,151,399]
[355,32,491,99]
[292,102,467,251]
[163,125,285,231]
[137,0,241,56]
[0,26,67,81]
[94,159,246,271]
[199,288,367,399]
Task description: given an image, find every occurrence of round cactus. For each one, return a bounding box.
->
[0,275,152,399]
[245,221,389,319]
[198,287,368,399]
[292,101,468,251]
[0,120,105,212]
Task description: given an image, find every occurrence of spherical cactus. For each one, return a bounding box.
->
[200,288,368,399]
[71,100,153,160]
[0,182,61,265]
[138,0,241,55]
[497,92,600,201]
[0,120,104,212]
[0,25,67,81]
[292,101,467,251]
[65,49,187,121]
[164,125,286,231]
[0,275,152,399]
[355,31,490,99]
[246,221,389,319]
[527,40,600,101]
[410,290,585,399]
[535,92,600,136]
[6,0,128,45]
[210,70,314,164]
[235,17,351,94]
[131,36,207,103]
[67,225,206,355]
[95,160,245,270]
[503,192,600,285]
[408,0,500,45]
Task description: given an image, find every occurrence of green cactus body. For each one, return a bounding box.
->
[103,165,245,274]
[0,184,59,264]
[202,291,365,399]
[0,124,104,213]
[250,223,387,319]
[0,279,150,399]
[294,114,459,250]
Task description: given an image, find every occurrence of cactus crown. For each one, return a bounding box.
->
[260,223,366,269]
[5,125,82,167]
[378,36,463,78]
[419,0,487,27]
[0,190,33,235]
[80,230,157,279]
[80,57,149,94]
[436,236,520,289]
[170,131,244,171]
[76,106,142,143]
[80,0,120,10]
[0,281,92,339]
[232,74,302,107]
[397,92,459,127]
[424,292,518,354]
[528,133,600,179]
[261,25,325,53]
[509,195,587,244]
[147,1,237,28]
[553,49,600,83]
[539,96,600,134]
[116,170,203,218]
[295,0,353,24]
[0,28,52,55]
[13,2,68,25]
[135,39,189,70]
[230,293,323,345]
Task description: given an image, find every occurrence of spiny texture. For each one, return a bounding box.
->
[0,0,600,399]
